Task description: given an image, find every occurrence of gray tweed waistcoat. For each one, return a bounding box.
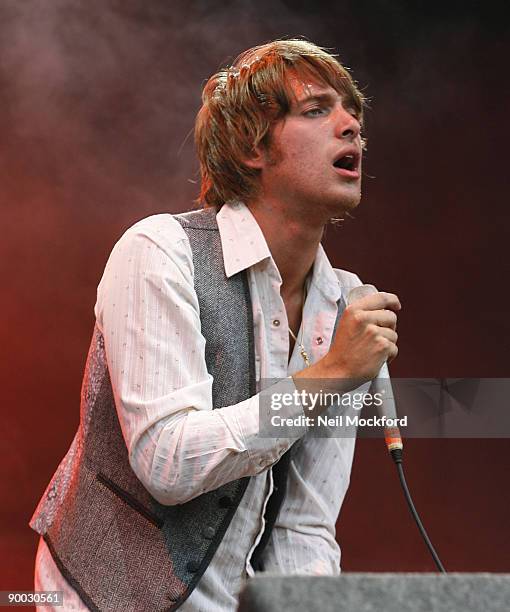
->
[30,208,291,611]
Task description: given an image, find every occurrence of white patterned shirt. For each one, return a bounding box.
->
[35,201,358,611]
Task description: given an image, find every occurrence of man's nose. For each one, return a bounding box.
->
[334,107,360,140]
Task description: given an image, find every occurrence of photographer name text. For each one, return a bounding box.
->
[271,414,408,427]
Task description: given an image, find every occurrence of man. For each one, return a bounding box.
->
[31,39,400,611]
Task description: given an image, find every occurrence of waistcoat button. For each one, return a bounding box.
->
[203,525,215,539]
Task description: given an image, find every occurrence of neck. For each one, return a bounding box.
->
[247,196,325,300]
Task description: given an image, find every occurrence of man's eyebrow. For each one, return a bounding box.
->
[295,92,337,108]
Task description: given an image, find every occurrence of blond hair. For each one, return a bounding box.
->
[195,39,365,208]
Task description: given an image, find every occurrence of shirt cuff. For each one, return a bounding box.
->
[230,377,308,472]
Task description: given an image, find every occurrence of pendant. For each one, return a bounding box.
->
[299,343,311,367]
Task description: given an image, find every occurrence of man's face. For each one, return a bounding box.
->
[258,76,363,221]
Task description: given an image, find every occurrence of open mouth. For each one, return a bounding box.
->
[333,153,359,172]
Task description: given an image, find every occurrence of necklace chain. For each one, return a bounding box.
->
[288,326,311,367]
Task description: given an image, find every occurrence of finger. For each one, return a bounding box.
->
[349,292,401,312]
[373,334,398,363]
[377,327,398,344]
[387,343,399,363]
[364,309,398,330]
[365,325,397,344]
[378,292,401,311]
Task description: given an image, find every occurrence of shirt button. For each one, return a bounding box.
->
[272,319,281,327]
[316,336,324,345]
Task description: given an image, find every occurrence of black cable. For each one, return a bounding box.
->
[390,448,447,573]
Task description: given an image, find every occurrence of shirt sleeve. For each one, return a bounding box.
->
[94,215,305,505]
[259,413,356,574]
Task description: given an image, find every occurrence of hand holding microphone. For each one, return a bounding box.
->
[296,283,403,451]
[347,284,403,452]
[344,290,443,571]
[315,284,401,384]
[294,283,401,406]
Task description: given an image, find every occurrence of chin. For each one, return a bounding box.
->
[331,192,361,217]
[345,193,361,208]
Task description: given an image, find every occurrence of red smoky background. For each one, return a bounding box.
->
[0,0,509,600]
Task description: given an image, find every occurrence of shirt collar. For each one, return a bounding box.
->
[216,201,272,278]
[216,200,343,305]
[309,242,343,305]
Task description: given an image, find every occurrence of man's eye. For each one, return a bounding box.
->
[304,107,327,117]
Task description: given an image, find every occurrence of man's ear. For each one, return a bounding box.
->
[243,145,266,170]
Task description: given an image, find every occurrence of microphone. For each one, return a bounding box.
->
[347,284,403,453]
[347,286,447,573]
